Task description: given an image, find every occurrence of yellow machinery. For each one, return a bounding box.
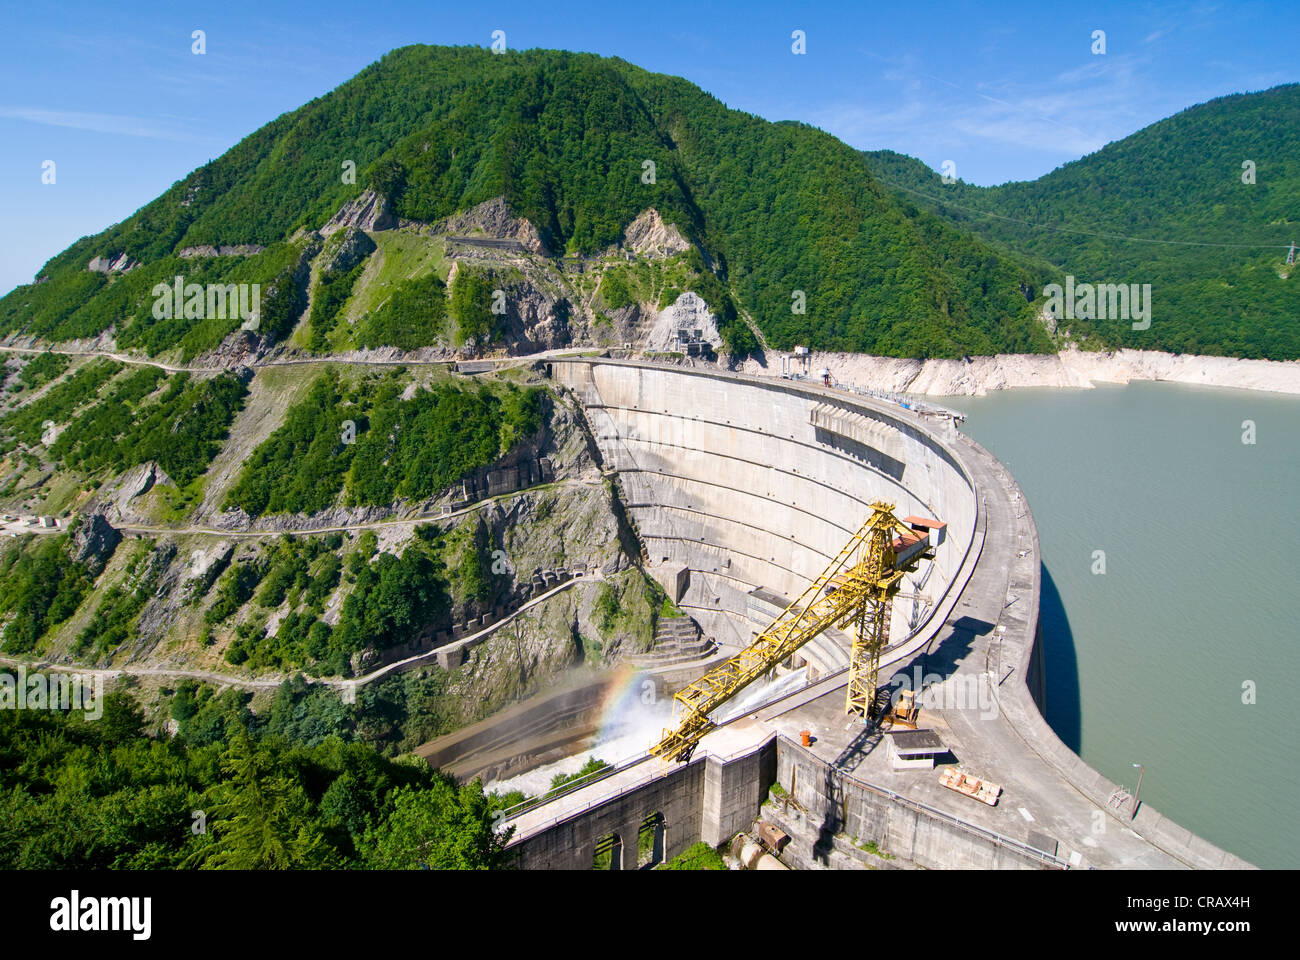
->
[885,687,919,730]
[649,500,933,763]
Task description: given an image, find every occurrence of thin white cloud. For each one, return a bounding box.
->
[0,106,213,143]
[809,71,1113,162]
[799,44,1210,185]
[805,99,933,146]
[951,112,1105,158]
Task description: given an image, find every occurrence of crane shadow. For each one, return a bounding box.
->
[890,613,991,687]
[809,614,995,865]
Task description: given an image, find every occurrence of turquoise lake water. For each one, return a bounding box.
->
[947,381,1298,869]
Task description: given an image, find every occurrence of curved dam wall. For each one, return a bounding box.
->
[536,358,1250,870]
[551,359,978,666]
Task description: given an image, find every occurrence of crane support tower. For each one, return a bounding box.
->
[649,500,939,763]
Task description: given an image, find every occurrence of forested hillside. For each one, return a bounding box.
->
[0,45,1053,360]
[866,83,1300,360]
[0,685,511,869]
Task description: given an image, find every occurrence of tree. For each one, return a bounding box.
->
[359,777,511,869]
[449,267,496,348]
[187,734,337,869]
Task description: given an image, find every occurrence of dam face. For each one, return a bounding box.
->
[552,359,977,664]
[514,358,1248,871]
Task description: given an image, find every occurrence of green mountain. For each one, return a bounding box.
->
[866,84,1300,360]
[6,47,1292,362]
[0,45,1054,361]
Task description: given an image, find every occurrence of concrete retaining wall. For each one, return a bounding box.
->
[774,737,1055,870]
[508,733,1057,871]
[508,740,778,870]
[509,761,705,870]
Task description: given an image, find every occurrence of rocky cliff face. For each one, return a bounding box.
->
[321,189,396,235]
[492,273,574,353]
[194,328,264,368]
[87,253,140,274]
[645,292,723,353]
[177,244,267,258]
[319,226,376,274]
[621,208,690,259]
[70,513,121,575]
[123,201,729,364]
[433,197,548,255]
[94,461,173,524]
[743,345,1300,396]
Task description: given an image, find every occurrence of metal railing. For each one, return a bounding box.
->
[495,759,633,823]
[781,369,965,422]
[840,383,966,422]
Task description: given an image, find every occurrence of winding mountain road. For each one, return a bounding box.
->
[0,571,594,694]
[0,338,613,693]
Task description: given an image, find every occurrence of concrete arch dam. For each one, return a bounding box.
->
[518,358,1251,871]
[553,358,976,673]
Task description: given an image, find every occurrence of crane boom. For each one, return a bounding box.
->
[649,500,932,763]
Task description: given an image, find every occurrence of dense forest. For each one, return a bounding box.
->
[0,359,248,490]
[864,83,1300,360]
[0,684,511,869]
[0,535,98,655]
[49,370,248,485]
[225,371,545,517]
[214,527,464,677]
[1,241,315,360]
[0,45,1058,360]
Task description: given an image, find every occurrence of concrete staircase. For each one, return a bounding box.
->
[607,469,651,563]
[627,615,715,668]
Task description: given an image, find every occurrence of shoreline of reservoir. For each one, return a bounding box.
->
[6,336,1299,399]
[742,345,1300,397]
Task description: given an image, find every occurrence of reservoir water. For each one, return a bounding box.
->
[947,381,1298,869]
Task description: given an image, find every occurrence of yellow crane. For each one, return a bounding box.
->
[649,500,937,763]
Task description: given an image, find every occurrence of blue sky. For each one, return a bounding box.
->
[1,0,1293,295]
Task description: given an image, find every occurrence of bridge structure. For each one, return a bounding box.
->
[500,358,1251,871]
